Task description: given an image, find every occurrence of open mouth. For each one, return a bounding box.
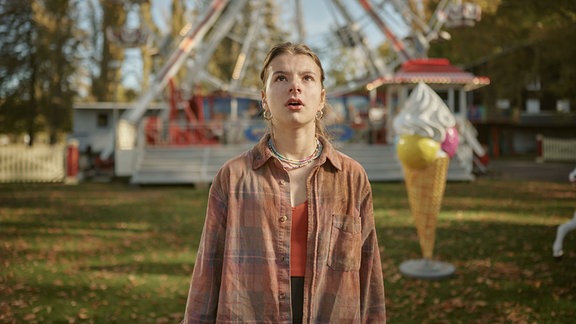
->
[286,98,303,109]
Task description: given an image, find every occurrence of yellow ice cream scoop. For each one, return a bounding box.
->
[397,134,440,169]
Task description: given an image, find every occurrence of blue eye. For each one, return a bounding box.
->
[275,75,287,81]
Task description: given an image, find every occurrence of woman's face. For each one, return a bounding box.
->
[261,53,325,131]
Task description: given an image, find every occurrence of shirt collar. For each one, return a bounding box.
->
[251,133,342,171]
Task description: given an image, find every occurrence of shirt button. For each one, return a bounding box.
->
[279,293,286,300]
[279,216,288,223]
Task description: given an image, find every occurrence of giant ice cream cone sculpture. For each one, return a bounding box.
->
[403,156,449,258]
[394,83,459,278]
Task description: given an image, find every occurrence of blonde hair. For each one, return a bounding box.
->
[260,42,330,139]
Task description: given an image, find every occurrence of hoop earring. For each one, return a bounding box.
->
[315,110,324,120]
[263,109,273,120]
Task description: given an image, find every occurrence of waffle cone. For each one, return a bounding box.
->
[402,157,450,259]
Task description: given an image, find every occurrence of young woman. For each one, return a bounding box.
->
[182,42,386,323]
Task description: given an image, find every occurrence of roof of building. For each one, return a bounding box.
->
[368,58,490,91]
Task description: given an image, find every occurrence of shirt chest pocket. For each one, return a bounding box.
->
[328,214,362,271]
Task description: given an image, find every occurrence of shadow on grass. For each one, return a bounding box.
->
[1,279,188,322]
[373,179,575,216]
[378,220,576,323]
[84,262,194,276]
[2,180,575,322]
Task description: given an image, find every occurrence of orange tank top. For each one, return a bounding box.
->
[291,201,308,277]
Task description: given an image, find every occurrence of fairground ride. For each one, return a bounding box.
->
[103,0,480,155]
[102,0,485,181]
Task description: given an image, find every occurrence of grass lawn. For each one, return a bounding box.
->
[1,178,575,323]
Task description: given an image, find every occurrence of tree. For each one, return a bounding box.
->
[428,0,576,116]
[0,0,37,142]
[138,0,159,93]
[33,0,81,143]
[90,0,126,101]
[0,0,81,145]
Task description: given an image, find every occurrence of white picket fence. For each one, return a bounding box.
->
[537,135,576,163]
[0,144,66,183]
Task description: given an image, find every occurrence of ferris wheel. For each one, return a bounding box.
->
[110,0,481,153]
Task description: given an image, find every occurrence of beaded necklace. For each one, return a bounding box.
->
[268,138,323,170]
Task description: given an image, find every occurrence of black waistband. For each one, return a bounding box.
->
[291,276,304,324]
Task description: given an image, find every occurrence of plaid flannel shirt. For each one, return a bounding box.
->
[182,135,386,323]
